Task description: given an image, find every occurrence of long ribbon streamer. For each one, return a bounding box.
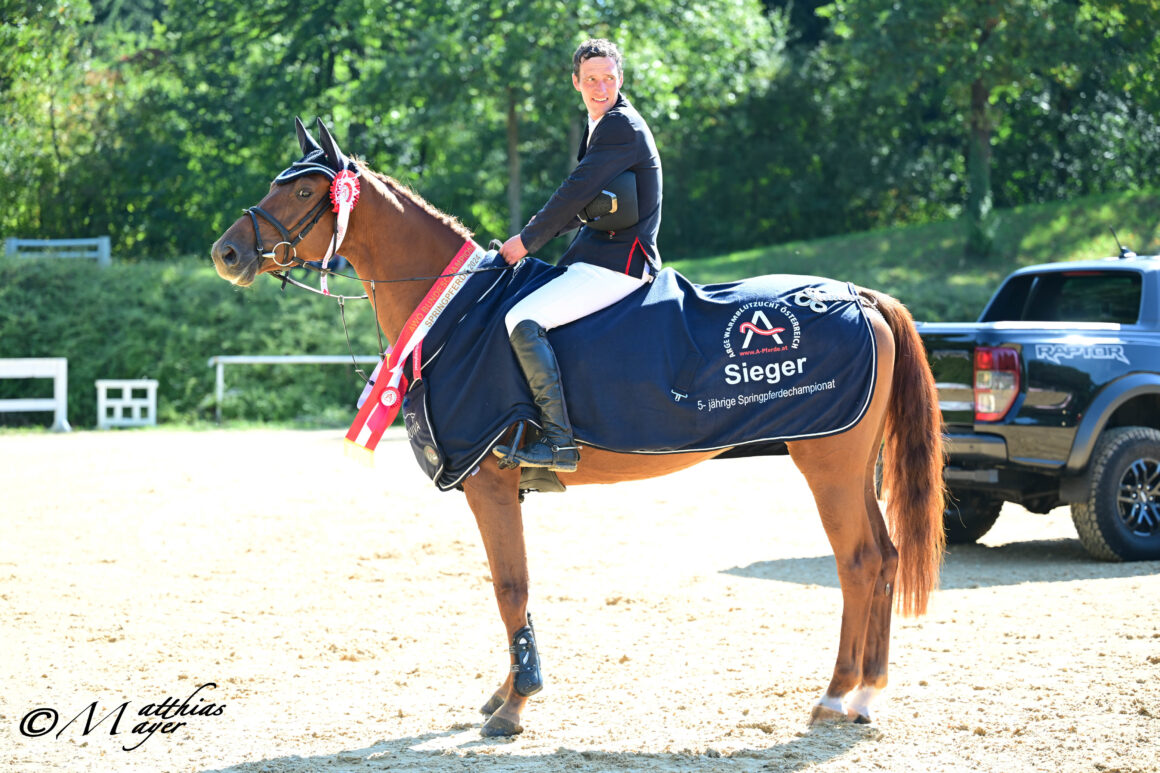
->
[319,170,361,296]
[344,240,486,458]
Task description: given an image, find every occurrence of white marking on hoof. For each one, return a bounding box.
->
[843,685,880,724]
[809,695,848,726]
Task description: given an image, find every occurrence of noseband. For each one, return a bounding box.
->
[244,194,333,267]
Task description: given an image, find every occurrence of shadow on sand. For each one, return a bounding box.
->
[200,720,877,772]
[723,537,1160,590]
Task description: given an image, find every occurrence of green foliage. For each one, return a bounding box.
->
[814,0,1160,259]
[3,0,1159,269]
[1,1,94,233]
[0,258,382,428]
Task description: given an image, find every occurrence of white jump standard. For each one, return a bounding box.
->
[0,358,71,432]
[96,379,159,429]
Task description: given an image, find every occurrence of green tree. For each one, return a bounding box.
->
[361,0,784,252]
[817,0,1156,259]
[1,1,96,237]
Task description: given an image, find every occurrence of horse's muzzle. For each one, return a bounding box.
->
[210,237,258,286]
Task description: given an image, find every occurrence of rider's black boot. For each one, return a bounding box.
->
[492,320,580,473]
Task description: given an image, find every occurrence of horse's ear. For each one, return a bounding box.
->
[316,118,349,171]
[295,116,322,156]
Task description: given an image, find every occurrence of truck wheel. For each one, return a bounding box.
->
[944,490,1002,543]
[1071,426,1160,561]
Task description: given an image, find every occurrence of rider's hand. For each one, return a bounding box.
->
[500,234,528,265]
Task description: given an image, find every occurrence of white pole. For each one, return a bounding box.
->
[52,359,71,432]
[215,361,224,423]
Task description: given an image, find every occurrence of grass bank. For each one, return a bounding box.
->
[670,189,1160,321]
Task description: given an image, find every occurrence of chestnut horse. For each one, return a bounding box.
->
[210,120,944,737]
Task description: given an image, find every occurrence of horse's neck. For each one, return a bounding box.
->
[346,177,470,346]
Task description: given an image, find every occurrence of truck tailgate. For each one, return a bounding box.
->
[916,323,977,427]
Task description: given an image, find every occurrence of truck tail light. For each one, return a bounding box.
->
[974,346,1020,421]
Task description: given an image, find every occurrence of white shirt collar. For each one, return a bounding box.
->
[586,115,602,146]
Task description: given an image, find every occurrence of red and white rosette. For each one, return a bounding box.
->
[330,169,360,213]
[320,169,361,295]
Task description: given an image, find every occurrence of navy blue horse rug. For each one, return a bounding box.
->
[400,254,877,491]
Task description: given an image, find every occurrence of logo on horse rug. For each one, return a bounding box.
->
[392,254,878,491]
[724,302,800,358]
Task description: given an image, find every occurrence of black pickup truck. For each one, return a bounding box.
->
[917,248,1160,561]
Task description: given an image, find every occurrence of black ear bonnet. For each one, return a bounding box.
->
[275,117,358,183]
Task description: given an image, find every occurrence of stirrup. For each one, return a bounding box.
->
[511,440,579,473]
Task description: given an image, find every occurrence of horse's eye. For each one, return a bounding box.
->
[297,187,313,199]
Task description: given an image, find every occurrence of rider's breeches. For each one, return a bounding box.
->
[504,262,650,335]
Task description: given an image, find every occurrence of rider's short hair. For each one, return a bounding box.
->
[572,39,623,78]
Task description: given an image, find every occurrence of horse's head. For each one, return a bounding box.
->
[211,118,360,286]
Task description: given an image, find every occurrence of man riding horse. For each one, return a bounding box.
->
[494,38,662,473]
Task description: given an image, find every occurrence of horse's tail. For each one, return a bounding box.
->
[862,288,945,616]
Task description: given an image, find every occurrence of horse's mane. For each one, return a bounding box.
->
[357,161,474,242]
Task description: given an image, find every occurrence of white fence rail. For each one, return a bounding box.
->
[5,237,111,266]
[0,358,71,431]
[207,355,380,422]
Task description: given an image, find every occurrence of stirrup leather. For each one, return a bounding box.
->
[493,421,526,471]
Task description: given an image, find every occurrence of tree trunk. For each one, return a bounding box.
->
[506,90,522,236]
[965,79,995,259]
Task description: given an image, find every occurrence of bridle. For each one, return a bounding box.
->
[241,160,512,301]
[244,194,333,269]
[240,149,363,299]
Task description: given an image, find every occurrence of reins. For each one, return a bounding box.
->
[269,250,515,387]
[270,253,514,300]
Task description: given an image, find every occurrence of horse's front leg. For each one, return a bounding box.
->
[462,457,541,737]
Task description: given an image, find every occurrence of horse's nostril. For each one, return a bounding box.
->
[220,245,238,266]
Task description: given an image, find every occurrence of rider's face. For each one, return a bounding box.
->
[573,57,623,121]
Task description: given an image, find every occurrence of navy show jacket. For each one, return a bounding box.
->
[519,94,662,275]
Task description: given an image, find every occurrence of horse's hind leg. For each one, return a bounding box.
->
[462,458,539,737]
[790,433,883,724]
[843,444,898,724]
[789,312,896,725]
[844,308,900,723]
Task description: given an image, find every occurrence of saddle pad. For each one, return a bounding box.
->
[401,255,877,491]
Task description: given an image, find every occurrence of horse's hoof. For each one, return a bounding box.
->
[809,704,849,726]
[480,692,504,716]
[480,714,523,737]
[843,686,878,724]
